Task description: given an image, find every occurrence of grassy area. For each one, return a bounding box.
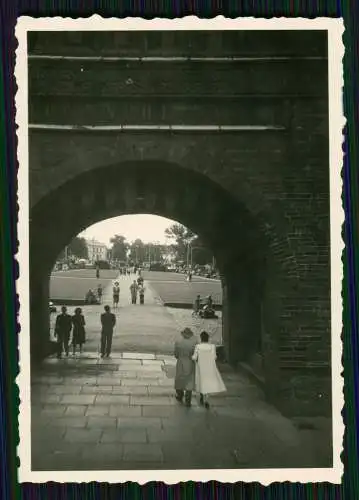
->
[50,269,119,300]
[144,271,222,305]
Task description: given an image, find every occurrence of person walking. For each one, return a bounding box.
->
[174,328,197,407]
[54,306,72,358]
[130,280,138,304]
[113,281,120,309]
[138,283,145,305]
[71,307,86,355]
[96,265,100,279]
[100,305,116,358]
[192,331,226,409]
[97,284,103,304]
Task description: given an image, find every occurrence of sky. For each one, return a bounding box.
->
[78,214,178,246]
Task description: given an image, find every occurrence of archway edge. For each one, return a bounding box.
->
[30,154,299,279]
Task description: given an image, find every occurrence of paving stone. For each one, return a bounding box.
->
[112,386,148,396]
[147,428,193,443]
[85,405,111,417]
[51,416,88,428]
[100,429,124,443]
[118,360,142,366]
[121,379,153,387]
[38,394,62,404]
[95,395,130,405]
[86,416,117,428]
[141,360,164,366]
[38,405,67,417]
[109,405,142,418]
[95,378,119,386]
[80,443,124,462]
[130,396,174,406]
[117,429,147,443]
[142,406,177,418]
[122,352,155,360]
[157,379,175,387]
[61,395,96,405]
[81,385,113,394]
[147,386,174,396]
[64,405,88,416]
[64,428,103,443]
[112,371,141,379]
[32,427,67,442]
[136,365,163,373]
[47,385,82,395]
[122,444,164,462]
[117,417,162,429]
[134,372,164,379]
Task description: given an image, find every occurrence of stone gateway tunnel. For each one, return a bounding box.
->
[28,31,330,417]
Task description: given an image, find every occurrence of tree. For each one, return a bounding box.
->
[129,239,146,264]
[189,236,213,266]
[110,234,128,261]
[164,223,214,266]
[67,236,88,259]
[164,223,196,262]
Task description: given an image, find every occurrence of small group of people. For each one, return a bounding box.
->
[113,279,146,306]
[85,284,103,305]
[54,304,117,359]
[54,306,86,358]
[130,279,145,305]
[193,294,217,318]
[174,327,226,408]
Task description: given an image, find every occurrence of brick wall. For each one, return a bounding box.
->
[28,30,330,416]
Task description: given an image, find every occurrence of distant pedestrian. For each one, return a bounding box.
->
[192,294,201,316]
[174,328,197,407]
[130,280,138,304]
[192,331,226,409]
[97,284,103,304]
[96,265,100,279]
[138,283,145,304]
[100,305,116,358]
[72,307,86,355]
[54,306,72,358]
[113,281,120,309]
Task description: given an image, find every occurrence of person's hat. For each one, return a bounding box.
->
[181,327,193,339]
[114,281,119,285]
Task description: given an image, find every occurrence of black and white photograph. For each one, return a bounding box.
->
[16,17,344,483]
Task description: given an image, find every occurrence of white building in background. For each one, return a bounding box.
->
[86,239,108,263]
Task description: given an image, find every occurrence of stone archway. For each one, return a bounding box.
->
[30,160,284,387]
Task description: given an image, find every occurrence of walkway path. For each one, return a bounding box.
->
[35,274,330,471]
[50,273,180,355]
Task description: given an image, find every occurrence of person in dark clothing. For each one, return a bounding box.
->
[100,305,116,358]
[97,284,103,304]
[72,307,86,355]
[55,306,72,358]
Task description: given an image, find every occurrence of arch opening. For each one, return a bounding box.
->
[30,160,276,381]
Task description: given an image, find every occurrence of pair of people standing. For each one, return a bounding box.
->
[130,280,145,304]
[174,328,226,408]
[55,306,86,358]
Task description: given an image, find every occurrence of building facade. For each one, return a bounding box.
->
[86,239,108,263]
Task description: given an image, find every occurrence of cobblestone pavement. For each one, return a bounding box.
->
[36,275,330,471]
[31,351,325,471]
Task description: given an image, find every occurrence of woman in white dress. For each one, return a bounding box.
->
[192,331,226,409]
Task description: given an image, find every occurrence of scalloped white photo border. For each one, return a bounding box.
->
[15,16,345,485]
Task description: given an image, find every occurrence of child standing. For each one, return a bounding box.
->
[192,331,226,409]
